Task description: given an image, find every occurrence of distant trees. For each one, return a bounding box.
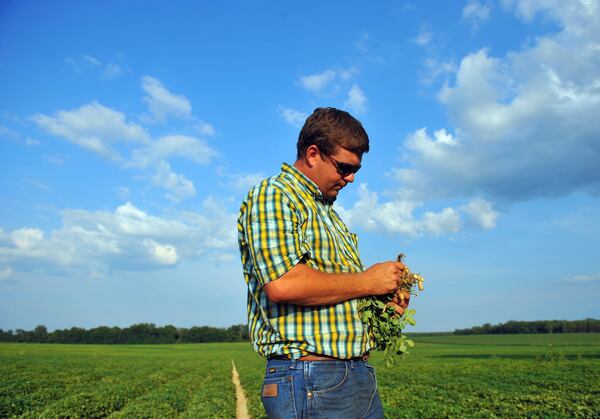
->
[0,323,250,344]
[454,319,600,335]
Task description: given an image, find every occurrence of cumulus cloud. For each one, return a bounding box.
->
[337,184,463,236]
[461,198,499,229]
[151,161,196,202]
[279,106,308,128]
[0,201,237,277]
[299,70,337,93]
[395,1,600,207]
[420,57,457,86]
[345,84,368,114]
[463,1,491,28]
[141,76,192,122]
[298,68,358,95]
[32,102,148,161]
[130,135,217,168]
[218,169,266,193]
[65,55,122,79]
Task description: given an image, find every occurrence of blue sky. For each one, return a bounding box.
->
[1,0,599,332]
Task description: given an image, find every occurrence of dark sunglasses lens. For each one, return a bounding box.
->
[338,163,360,176]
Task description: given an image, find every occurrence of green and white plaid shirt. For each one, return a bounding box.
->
[237,163,373,359]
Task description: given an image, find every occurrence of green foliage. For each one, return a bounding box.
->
[454,318,600,335]
[358,254,424,366]
[0,343,236,418]
[358,297,417,366]
[1,335,599,418]
[0,323,250,344]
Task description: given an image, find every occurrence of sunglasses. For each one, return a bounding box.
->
[322,153,361,177]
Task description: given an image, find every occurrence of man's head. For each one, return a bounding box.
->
[295,107,369,201]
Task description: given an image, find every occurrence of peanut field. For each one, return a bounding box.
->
[2,333,599,418]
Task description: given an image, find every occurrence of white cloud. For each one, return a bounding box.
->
[219,169,266,193]
[420,57,457,86]
[563,274,600,283]
[463,1,491,28]
[152,161,196,202]
[24,138,40,146]
[11,228,45,250]
[339,67,359,81]
[298,67,359,94]
[130,135,217,168]
[65,55,123,79]
[279,106,308,128]
[0,124,19,140]
[82,55,101,66]
[337,184,463,237]
[461,198,499,229]
[141,76,191,122]
[1,125,41,146]
[144,239,178,265]
[194,121,216,136]
[32,102,148,161]
[394,2,600,206]
[344,84,368,114]
[102,63,122,79]
[0,201,237,276]
[232,173,265,192]
[299,70,337,93]
[24,179,50,192]
[414,28,433,46]
[45,154,66,165]
[117,186,130,201]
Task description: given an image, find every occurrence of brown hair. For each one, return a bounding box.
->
[296,107,369,159]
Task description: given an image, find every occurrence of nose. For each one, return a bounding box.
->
[343,173,356,183]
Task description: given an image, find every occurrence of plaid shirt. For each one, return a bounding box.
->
[237,163,373,359]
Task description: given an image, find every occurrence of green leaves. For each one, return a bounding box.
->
[359,254,424,366]
[359,292,419,366]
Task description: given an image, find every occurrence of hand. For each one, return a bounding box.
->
[388,290,410,316]
[363,261,406,296]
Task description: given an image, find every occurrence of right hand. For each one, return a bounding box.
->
[363,261,406,296]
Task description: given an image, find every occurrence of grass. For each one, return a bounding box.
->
[1,334,599,418]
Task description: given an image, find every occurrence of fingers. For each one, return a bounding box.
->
[391,290,410,308]
[394,261,406,272]
[388,301,405,316]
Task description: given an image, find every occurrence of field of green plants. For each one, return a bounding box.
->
[2,333,599,418]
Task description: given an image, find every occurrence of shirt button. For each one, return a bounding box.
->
[307,391,313,398]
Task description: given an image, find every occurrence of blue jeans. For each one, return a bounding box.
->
[261,357,384,419]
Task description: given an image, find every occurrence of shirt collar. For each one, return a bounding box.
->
[281,162,330,203]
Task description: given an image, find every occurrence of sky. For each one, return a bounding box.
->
[1,0,599,333]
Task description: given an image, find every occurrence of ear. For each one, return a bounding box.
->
[305,145,321,168]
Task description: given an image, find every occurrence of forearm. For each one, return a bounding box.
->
[263,263,371,305]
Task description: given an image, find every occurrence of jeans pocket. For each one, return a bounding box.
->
[311,363,377,419]
[365,363,377,392]
[310,361,348,393]
[261,375,297,419]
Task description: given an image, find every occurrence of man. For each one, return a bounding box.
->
[237,107,409,418]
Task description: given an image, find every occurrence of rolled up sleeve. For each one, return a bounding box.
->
[244,184,310,286]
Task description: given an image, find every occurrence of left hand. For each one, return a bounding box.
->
[388,290,410,316]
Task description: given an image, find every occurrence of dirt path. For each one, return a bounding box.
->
[231,360,251,419]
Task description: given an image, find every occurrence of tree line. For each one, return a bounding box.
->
[454,318,600,335]
[0,323,249,344]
